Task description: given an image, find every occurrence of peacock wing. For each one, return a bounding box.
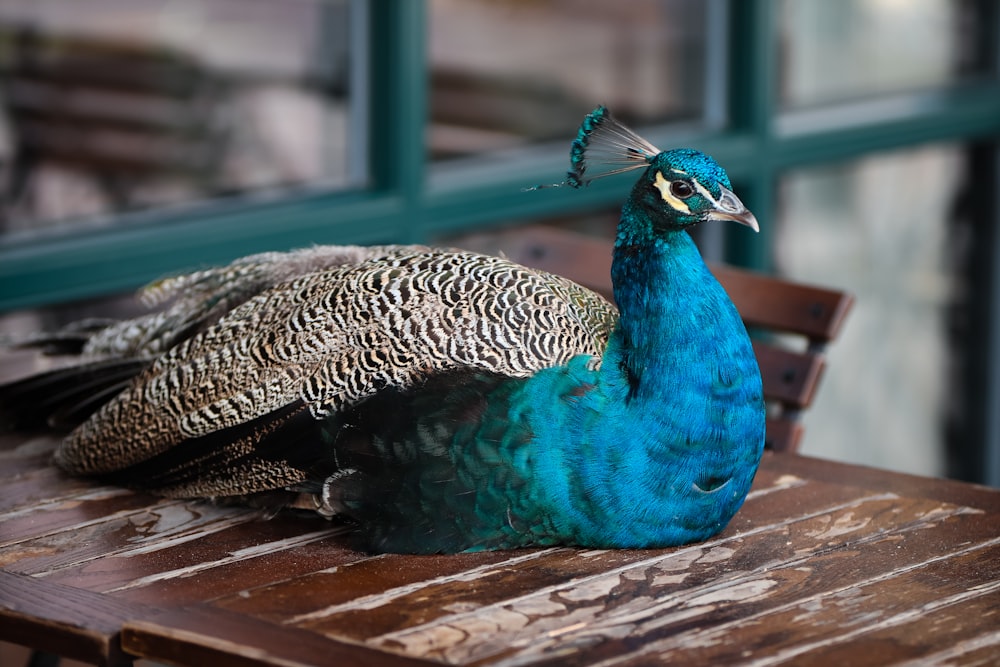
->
[53,247,618,499]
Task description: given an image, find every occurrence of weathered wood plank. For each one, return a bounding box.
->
[763,452,1000,513]
[121,606,436,667]
[2,411,997,667]
[591,539,1000,667]
[0,465,99,515]
[343,498,995,664]
[783,597,1000,667]
[212,549,558,622]
[0,570,153,666]
[902,636,1000,667]
[0,487,156,547]
[43,520,351,596]
[110,530,368,608]
[1,499,266,577]
[0,455,800,612]
[208,470,873,629]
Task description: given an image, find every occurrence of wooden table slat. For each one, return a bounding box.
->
[327,503,997,665]
[0,570,155,666]
[608,540,1000,667]
[122,606,436,667]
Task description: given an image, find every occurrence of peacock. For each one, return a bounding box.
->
[0,106,765,554]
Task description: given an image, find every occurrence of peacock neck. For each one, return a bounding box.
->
[605,225,725,404]
[520,215,764,548]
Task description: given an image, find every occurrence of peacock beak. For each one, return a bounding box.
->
[707,186,759,232]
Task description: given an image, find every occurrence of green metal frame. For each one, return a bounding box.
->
[1,0,999,311]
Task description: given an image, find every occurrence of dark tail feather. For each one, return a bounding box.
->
[47,382,138,430]
[0,359,149,431]
[7,318,119,355]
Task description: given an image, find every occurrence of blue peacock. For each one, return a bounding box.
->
[0,106,765,554]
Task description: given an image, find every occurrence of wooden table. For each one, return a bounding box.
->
[1,351,999,666]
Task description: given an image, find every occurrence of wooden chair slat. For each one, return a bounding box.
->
[753,340,826,410]
[764,418,805,453]
[712,263,853,345]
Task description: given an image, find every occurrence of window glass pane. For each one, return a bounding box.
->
[779,0,992,108]
[775,144,978,477]
[429,0,716,160]
[0,0,360,237]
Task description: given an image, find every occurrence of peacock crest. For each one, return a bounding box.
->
[567,105,660,187]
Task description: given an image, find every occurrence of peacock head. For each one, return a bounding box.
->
[565,106,758,238]
[630,149,759,233]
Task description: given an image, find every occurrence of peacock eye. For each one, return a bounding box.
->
[670,180,695,199]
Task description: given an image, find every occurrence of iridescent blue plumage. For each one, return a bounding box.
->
[0,107,766,554]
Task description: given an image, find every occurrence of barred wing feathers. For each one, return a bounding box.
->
[53,246,618,497]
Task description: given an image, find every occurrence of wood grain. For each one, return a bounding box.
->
[0,570,153,666]
[122,606,434,667]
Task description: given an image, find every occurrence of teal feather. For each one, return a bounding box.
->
[0,106,765,554]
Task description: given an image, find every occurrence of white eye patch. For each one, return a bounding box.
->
[653,171,692,214]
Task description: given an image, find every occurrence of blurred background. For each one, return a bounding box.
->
[0,0,997,486]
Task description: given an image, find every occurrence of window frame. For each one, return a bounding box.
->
[0,0,998,310]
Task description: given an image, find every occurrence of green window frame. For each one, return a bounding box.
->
[2,0,999,310]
